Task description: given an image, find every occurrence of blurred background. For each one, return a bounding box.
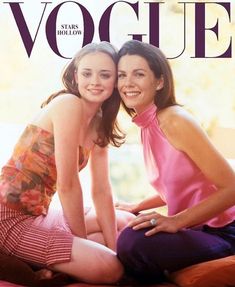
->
[0,0,234,206]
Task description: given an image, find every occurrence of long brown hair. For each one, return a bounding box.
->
[41,42,125,147]
[117,40,178,117]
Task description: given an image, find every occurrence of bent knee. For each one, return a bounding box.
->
[97,254,124,283]
[117,227,147,260]
[117,211,136,232]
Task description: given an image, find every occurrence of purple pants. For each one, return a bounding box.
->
[117,221,235,283]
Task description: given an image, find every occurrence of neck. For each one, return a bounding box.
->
[80,98,102,125]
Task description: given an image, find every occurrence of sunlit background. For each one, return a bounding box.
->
[0,0,234,205]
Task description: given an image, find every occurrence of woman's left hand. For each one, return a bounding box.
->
[128,211,180,236]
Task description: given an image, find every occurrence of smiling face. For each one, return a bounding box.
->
[75,51,116,105]
[118,54,163,114]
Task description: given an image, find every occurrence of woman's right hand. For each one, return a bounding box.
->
[115,201,138,214]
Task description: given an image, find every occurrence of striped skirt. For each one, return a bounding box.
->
[0,203,73,267]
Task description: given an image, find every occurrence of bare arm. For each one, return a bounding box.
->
[116,193,166,214]
[167,110,235,229]
[51,95,86,238]
[90,145,117,251]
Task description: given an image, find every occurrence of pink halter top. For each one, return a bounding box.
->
[133,104,235,227]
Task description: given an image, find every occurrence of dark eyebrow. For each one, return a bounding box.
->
[100,69,112,73]
[81,68,112,72]
[118,69,146,73]
[81,68,91,72]
[134,69,146,72]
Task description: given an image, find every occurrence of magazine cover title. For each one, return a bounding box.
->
[1,1,233,59]
[0,0,234,130]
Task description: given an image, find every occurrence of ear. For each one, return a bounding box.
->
[156,75,164,91]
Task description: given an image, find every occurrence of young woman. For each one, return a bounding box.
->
[0,42,133,284]
[116,40,235,283]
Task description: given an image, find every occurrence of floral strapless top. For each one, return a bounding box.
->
[0,124,90,216]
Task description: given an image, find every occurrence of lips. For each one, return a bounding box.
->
[124,91,141,97]
[88,89,103,95]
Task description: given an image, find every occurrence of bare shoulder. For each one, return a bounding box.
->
[158,106,200,131]
[49,94,82,119]
[158,106,204,149]
[49,93,81,108]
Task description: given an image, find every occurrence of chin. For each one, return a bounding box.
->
[86,97,105,104]
[123,101,136,109]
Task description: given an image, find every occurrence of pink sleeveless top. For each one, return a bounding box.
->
[133,104,235,227]
[0,124,90,216]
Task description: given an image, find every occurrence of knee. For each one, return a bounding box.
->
[117,227,144,262]
[97,254,124,283]
[87,232,106,245]
[117,211,136,233]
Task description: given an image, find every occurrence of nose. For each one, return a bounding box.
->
[123,75,134,87]
[90,74,100,85]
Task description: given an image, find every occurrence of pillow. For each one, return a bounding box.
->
[0,252,72,287]
[169,255,235,287]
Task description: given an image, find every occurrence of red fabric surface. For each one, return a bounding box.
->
[0,281,177,287]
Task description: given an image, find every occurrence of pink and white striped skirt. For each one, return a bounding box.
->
[0,203,73,267]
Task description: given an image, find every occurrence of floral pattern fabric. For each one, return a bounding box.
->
[0,124,89,216]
